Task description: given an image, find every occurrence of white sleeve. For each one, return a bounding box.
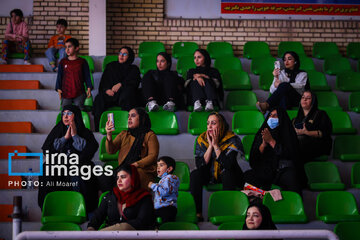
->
[269,70,289,94]
[290,72,308,92]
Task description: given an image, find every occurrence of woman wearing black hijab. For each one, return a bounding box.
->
[93,46,141,131]
[142,52,184,112]
[257,51,309,113]
[103,107,159,190]
[244,107,302,195]
[293,90,332,162]
[38,105,99,212]
[186,49,224,112]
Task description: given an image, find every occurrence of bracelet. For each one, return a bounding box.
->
[215,148,220,151]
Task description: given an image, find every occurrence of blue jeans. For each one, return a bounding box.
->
[45,47,66,65]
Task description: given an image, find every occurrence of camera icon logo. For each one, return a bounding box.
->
[8,150,43,176]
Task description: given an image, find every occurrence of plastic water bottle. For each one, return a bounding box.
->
[27,168,34,190]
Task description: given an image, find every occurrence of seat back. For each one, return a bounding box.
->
[159,221,199,230]
[99,110,128,135]
[188,112,210,135]
[349,92,360,113]
[333,135,360,160]
[243,41,271,59]
[102,55,118,72]
[316,191,359,217]
[149,111,179,135]
[42,191,86,224]
[214,57,242,74]
[307,70,330,91]
[176,191,197,223]
[177,55,196,79]
[221,70,251,90]
[327,111,356,134]
[56,111,91,130]
[299,56,315,72]
[316,91,342,111]
[304,162,343,184]
[138,41,165,58]
[241,135,255,161]
[232,111,265,135]
[324,56,352,75]
[313,42,340,59]
[140,55,157,75]
[207,42,234,59]
[351,162,360,188]
[278,41,306,58]
[79,55,95,73]
[40,222,81,231]
[174,162,190,191]
[99,136,119,161]
[251,56,276,75]
[225,91,257,112]
[258,70,274,90]
[346,42,360,59]
[336,71,360,92]
[172,42,198,59]
[335,222,360,240]
[218,221,243,230]
[286,110,297,120]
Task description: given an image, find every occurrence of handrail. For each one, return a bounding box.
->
[16,229,339,240]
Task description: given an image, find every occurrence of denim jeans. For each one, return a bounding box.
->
[45,47,66,65]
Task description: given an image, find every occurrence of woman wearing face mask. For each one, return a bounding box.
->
[142,52,184,112]
[39,105,99,213]
[185,49,224,112]
[93,46,141,131]
[103,107,159,190]
[293,91,332,162]
[190,112,244,220]
[257,51,309,113]
[244,107,302,195]
[88,164,155,231]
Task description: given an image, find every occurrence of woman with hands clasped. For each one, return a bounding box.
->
[190,112,244,220]
[293,90,332,162]
[101,108,159,191]
[244,107,303,195]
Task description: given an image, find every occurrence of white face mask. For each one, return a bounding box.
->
[267,118,279,129]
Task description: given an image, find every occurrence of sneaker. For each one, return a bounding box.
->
[0,59,7,64]
[146,100,159,112]
[24,60,31,65]
[194,100,202,112]
[205,100,214,112]
[163,101,175,112]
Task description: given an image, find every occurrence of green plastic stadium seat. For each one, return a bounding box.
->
[316,191,360,223]
[225,91,257,112]
[40,222,81,231]
[222,70,251,90]
[349,92,360,113]
[232,111,265,135]
[251,56,276,75]
[83,95,93,112]
[299,56,315,72]
[304,162,345,191]
[336,71,360,91]
[313,42,341,59]
[258,71,273,91]
[99,136,118,162]
[188,112,210,135]
[306,70,331,91]
[333,135,360,161]
[351,162,360,188]
[324,56,352,75]
[347,42,360,59]
[326,111,356,134]
[107,106,122,111]
[176,191,197,223]
[149,111,179,135]
[102,55,118,72]
[243,41,271,59]
[316,91,342,111]
[99,110,128,135]
[172,42,199,59]
[177,55,196,80]
[208,191,249,225]
[138,41,165,58]
[278,41,306,58]
[207,41,234,59]
[286,110,298,120]
[159,221,199,230]
[204,184,223,192]
[242,135,255,162]
[174,162,190,191]
[335,222,360,240]
[218,221,243,230]
[79,55,95,73]
[214,57,243,75]
[56,111,91,130]
[105,160,118,170]
[140,55,157,75]
[41,191,86,224]
[263,191,308,223]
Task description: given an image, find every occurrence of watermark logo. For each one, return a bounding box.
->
[8,150,43,176]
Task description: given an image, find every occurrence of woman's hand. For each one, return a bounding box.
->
[86,88,92,98]
[70,120,77,137]
[196,77,205,87]
[206,130,213,147]
[132,162,139,167]
[112,83,122,93]
[274,79,280,88]
[65,125,71,140]
[295,123,309,136]
[105,119,114,140]
[273,68,280,78]
[262,128,273,144]
[105,89,115,96]
[211,128,220,149]
[148,181,153,188]
[57,89,62,100]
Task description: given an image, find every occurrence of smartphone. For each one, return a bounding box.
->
[107,113,115,130]
[294,122,303,129]
[274,60,280,69]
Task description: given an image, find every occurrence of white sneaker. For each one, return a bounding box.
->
[163,101,175,112]
[0,59,7,64]
[24,60,31,65]
[146,100,159,112]
[194,100,202,112]
[205,100,214,112]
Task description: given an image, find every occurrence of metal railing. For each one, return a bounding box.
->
[15,230,339,240]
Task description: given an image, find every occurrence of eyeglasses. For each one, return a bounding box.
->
[119,52,128,57]
[62,111,74,116]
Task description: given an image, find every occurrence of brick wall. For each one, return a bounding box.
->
[107,0,360,57]
[0,0,89,56]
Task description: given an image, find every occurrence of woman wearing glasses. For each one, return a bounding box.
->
[93,46,141,131]
[38,105,99,213]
